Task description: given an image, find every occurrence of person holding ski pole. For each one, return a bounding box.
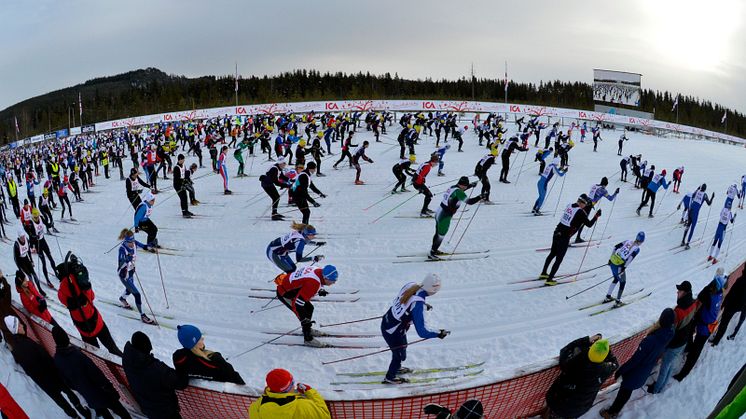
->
[575,177,618,242]
[266,222,325,273]
[429,177,482,260]
[636,169,670,218]
[116,229,155,324]
[532,157,566,216]
[682,184,714,249]
[604,231,645,306]
[708,207,736,264]
[391,155,417,194]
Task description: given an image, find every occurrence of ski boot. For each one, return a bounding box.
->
[397,367,413,374]
[182,211,194,218]
[382,377,410,384]
[400,187,409,192]
[224,189,233,195]
[119,297,133,310]
[707,256,713,262]
[391,189,399,195]
[602,294,615,303]
[427,252,442,261]
[544,278,558,286]
[141,313,157,325]
[304,338,329,348]
[310,328,329,337]
[574,237,585,244]
[635,208,641,216]
[437,172,445,177]
[271,214,285,221]
[355,180,365,185]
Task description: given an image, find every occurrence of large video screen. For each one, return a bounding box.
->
[593,69,641,107]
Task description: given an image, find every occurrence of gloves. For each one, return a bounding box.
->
[37,297,48,312]
[296,383,312,394]
[614,369,621,379]
[314,241,327,246]
[469,182,478,188]
[677,204,681,210]
[313,255,325,262]
[135,227,140,233]
[614,188,620,194]
[317,289,328,297]
[312,201,321,208]
[319,193,327,199]
[425,303,433,311]
[438,329,450,339]
[595,209,602,218]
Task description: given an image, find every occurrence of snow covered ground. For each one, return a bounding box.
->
[2,121,745,418]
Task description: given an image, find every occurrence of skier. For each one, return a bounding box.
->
[619,156,631,182]
[725,182,740,209]
[57,175,75,220]
[275,264,338,347]
[309,132,326,177]
[234,137,252,177]
[333,131,357,169]
[14,227,48,296]
[15,270,57,326]
[218,145,231,195]
[429,177,483,260]
[604,232,645,305]
[617,132,628,156]
[452,126,467,152]
[126,168,151,209]
[391,155,417,194]
[636,169,670,218]
[575,177,618,242]
[682,184,714,249]
[173,154,194,218]
[116,229,155,324]
[259,158,291,220]
[29,209,58,286]
[380,274,449,384]
[740,174,746,209]
[474,149,498,204]
[290,161,326,224]
[672,166,684,193]
[134,190,159,250]
[499,136,528,183]
[351,141,374,185]
[540,195,601,285]
[639,164,655,203]
[266,222,324,273]
[677,191,693,224]
[413,154,438,217]
[535,148,553,175]
[592,126,602,152]
[708,206,736,264]
[532,157,566,215]
[435,144,450,176]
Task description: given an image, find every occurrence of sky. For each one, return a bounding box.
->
[1,0,745,113]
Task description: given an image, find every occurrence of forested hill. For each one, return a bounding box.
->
[2,67,743,143]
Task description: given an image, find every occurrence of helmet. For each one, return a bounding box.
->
[421,273,442,296]
[458,176,470,187]
[601,177,609,186]
[490,148,499,156]
[444,144,451,150]
[408,154,417,163]
[636,231,645,243]
[579,193,591,205]
[463,126,469,130]
[322,265,338,282]
[31,208,40,218]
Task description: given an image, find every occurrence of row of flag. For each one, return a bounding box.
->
[672,94,727,123]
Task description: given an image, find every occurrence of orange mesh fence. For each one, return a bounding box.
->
[9,259,743,418]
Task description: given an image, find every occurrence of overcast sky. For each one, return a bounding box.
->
[2,0,744,113]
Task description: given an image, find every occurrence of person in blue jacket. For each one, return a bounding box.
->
[674,271,726,382]
[532,157,565,215]
[133,189,158,250]
[677,191,693,224]
[636,169,670,217]
[435,144,450,176]
[600,308,675,418]
[534,147,553,174]
[266,222,325,273]
[117,229,155,324]
[575,177,619,243]
[682,184,715,249]
[380,274,449,384]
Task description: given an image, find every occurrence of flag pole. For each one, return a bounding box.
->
[235,61,239,107]
[504,60,508,103]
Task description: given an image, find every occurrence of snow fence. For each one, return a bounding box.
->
[9,259,745,418]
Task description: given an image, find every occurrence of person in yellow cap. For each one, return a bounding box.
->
[544,334,618,418]
[248,368,330,418]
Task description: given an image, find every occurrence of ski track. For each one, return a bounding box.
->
[5,125,746,402]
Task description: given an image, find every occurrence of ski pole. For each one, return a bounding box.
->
[104,240,122,255]
[572,210,599,281]
[700,202,714,242]
[654,208,679,226]
[599,198,616,241]
[512,150,530,186]
[228,325,303,360]
[52,232,64,260]
[370,192,420,224]
[553,174,567,218]
[446,186,476,245]
[320,315,382,328]
[133,271,161,329]
[322,338,429,365]
[723,226,734,262]
[653,187,669,217]
[154,249,170,309]
[253,189,288,225]
[363,192,397,211]
[449,199,483,257]
[565,274,614,300]
[250,303,283,315]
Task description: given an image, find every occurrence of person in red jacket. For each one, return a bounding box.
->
[672,166,684,193]
[57,252,122,357]
[276,264,338,348]
[15,270,57,326]
[413,154,438,217]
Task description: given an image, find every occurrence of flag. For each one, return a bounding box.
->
[671,94,678,112]
[78,92,82,119]
[721,111,727,124]
[14,116,19,134]
[235,62,239,93]
[504,61,508,94]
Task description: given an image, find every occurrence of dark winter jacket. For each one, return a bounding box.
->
[668,293,699,348]
[696,283,723,336]
[122,342,189,419]
[616,326,674,390]
[723,273,746,311]
[10,334,67,392]
[545,336,619,418]
[172,349,245,385]
[0,275,11,319]
[54,345,119,409]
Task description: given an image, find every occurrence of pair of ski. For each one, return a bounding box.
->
[669,239,703,254]
[393,249,490,264]
[578,288,652,316]
[263,330,379,349]
[534,236,612,252]
[330,361,485,386]
[249,287,361,303]
[513,273,599,291]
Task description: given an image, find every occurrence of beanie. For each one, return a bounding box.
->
[177,325,202,349]
[266,368,294,393]
[52,325,71,347]
[131,331,152,354]
[588,339,610,363]
[659,308,675,329]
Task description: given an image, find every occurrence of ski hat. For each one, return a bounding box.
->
[301,226,317,237]
[177,325,202,349]
[123,233,135,244]
[661,169,667,176]
[635,231,645,243]
[601,177,609,186]
[141,190,155,203]
[52,325,71,347]
[588,338,610,363]
[551,157,560,166]
[421,273,442,296]
[578,194,591,206]
[457,176,470,187]
[714,268,727,291]
[306,161,317,170]
[454,399,484,419]
[266,368,295,393]
[131,331,153,354]
[659,308,675,329]
[322,265,338,282]
[409,154,417,163]
[676,280,692,293]
[3,315,19,335]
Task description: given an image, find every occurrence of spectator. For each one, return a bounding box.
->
[3,315,89,418]
[673,271,726,382]
[52,325,132,419]
[122,331,188,419]
[544,334,618,418]
[424,399,484,418]
[15,270,57,326]
[601,308,675,418]
[711,270,746,345]
[172,324,245,384]
[248,368,330,418]
[57,252,122,356]
[0,270,12,341]
[649,280,700,394]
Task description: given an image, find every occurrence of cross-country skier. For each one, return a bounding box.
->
[275,264,338,348]
[435,144,450,176]
[413,154,438,217]
[391,155,417,194]
[452,126,467,152]
[639,164,655,203]
[429,177,483,260]
[126,168,151,210]
[740,174,746,209]
[604,232,645,306]
[540,195,601,285]
[259,158,290,221]
[636,169,669,218]
[333,131,357,169]
[535,148,553,175]
[218,146,231,195]
[266,222,325,273]
[532,157,566,215]
[351,141,374,185]
[380,274,449,384]
[708,207,736,264]
[617,132,628,156]
[682,184,714,249]
[619,156,632,183]
[57,175,75,220]
[672,166,684,193]
[677,191,693,224]
[576,178,619,243]
[29,209,57,287]
[499,136,528,183]
[173,154,194,218]
[474,149,498,204]
[234,137,252,177]
[134,190,159,250]
[290,161,326,224]
[725,183,739,209]
[14,227,48,296]
[116,229,155,324]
